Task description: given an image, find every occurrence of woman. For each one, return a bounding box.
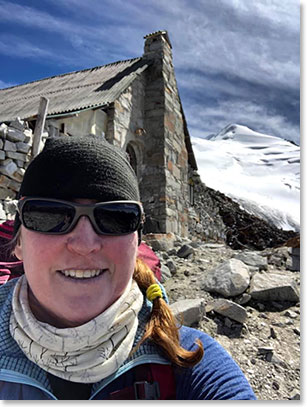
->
[0,135,256,400]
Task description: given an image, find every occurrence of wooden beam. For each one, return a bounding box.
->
[31,96,49,160]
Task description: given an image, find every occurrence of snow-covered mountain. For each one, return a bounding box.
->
[191,124,300,232]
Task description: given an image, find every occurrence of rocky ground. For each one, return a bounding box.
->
[145,236,300,401]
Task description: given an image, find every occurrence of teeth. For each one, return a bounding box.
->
[60,269,104,279]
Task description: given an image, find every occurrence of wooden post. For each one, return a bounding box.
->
[31,96,49,160]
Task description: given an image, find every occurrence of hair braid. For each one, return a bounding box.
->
[133,258,204,368]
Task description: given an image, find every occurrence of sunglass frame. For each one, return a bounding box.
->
[17,197,144,236]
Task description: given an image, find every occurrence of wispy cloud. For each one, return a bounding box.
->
[185,99,300,145]
[0,0,299,87]
[0,0,299,144]
[0,35,60,59]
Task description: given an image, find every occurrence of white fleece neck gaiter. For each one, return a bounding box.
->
[10,275,143,383]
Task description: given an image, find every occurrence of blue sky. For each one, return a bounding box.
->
[0,0,300,144]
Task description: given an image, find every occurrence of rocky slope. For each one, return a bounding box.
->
[188,173,297,250]
[144,235,300,400]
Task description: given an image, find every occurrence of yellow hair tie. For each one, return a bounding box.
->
[146,284,163,302]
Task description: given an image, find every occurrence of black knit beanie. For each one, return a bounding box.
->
[14,135,142,242]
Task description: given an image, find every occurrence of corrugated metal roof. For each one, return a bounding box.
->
[0,58,149,122]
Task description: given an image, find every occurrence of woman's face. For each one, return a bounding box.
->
[14,199,138,328]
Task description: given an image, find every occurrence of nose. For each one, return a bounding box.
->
[66,216,103,256]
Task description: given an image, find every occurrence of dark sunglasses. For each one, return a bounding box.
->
[17,197,144,236]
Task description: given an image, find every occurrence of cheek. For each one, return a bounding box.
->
[16,228,61,268]
[111,234,138,271]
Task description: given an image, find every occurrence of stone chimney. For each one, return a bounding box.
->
[140,31,190,237]
[143,30,172,56]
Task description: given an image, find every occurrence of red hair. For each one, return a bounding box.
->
[133,258,203,367]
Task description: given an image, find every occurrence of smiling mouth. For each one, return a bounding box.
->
[58,269,107,279]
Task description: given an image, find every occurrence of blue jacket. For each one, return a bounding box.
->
[0,278,256,400]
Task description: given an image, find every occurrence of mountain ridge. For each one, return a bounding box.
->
[192,124,300,232]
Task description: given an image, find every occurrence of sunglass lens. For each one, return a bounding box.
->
[22,200,75,233]
[94,203,141,234]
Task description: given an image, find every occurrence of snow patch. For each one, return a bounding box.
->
[192,124,300,231]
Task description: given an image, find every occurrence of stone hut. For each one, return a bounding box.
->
[0,31,198,238]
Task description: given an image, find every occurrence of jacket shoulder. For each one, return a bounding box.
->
[177,326,257,400]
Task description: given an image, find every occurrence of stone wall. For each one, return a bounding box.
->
[0,119,39,220]
[0,33,194,240]
[142,32,190,236]
[104,32,191,238]
[0,110,108,223]
[105,74,146,181]
[164,63,190,236]
[187,169,227,242]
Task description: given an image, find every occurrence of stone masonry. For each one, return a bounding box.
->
[141,31,191,236]
[0,31,202,240]
[0,119,44,220]
[105,71,146,180]
[104,31,194,237]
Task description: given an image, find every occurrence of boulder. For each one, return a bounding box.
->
[160,264,172,283]
[165,259,177,275]
[9,117,25,131]
[236,293,252,305]
[0,159,18,177]
[6,151,28,161]
[170,298,205,326]
[6,128,25,143]
[143,233,175,252]
[206,298,248,324]
[0,123,8,138]
[23,129,33,144]
[177,244,194,258]
[3,140,17,152]
[289,247,300,271]
[249,272,300,302]
[234,251,268,270]
[202,258,250,297]
[16,142,31,154]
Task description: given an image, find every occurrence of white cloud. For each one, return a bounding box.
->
[0,35,77,66]
[185,99,300,144]
[0,0,299,90]
[0,0,299,146]
[170,2,299,90]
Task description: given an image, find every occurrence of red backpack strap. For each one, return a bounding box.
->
[147,363,176,400]
[0,261,24,285]
[0,269,11,285]
[108,363,176,400]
